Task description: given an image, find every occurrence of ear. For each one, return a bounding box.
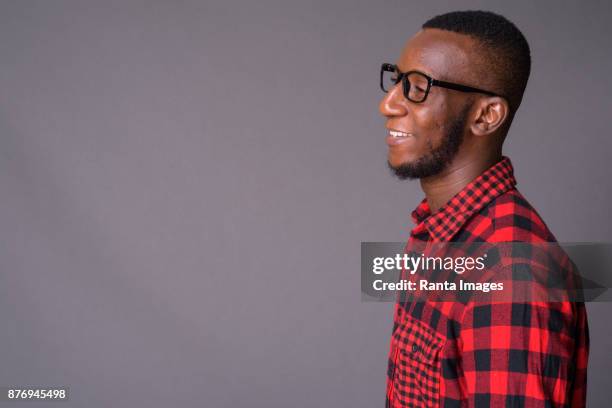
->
[470,97,510,136]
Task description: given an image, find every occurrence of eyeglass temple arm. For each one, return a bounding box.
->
[431,79,499,97]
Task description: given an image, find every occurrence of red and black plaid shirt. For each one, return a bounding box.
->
[386,157,589,407]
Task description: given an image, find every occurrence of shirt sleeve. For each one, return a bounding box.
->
[458,300,589,407]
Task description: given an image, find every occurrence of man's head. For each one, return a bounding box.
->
[379,10,531,180]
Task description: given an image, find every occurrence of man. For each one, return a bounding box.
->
[378,11,589,407]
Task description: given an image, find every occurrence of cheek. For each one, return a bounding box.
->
[413,102,448,148]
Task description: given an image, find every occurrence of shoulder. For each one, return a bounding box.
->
[458,188,557,243]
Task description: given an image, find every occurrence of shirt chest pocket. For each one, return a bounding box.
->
[391,316,446,408]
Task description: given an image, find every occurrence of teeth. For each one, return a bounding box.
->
[389,130,410,138]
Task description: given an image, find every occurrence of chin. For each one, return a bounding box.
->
[388,155,419,170]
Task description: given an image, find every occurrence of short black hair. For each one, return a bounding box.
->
[423,10,531,112]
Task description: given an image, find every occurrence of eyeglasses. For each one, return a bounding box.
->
[380,63,502,103]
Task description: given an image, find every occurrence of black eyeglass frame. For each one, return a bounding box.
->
[380,63,503,103]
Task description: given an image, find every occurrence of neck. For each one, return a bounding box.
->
[420,153,502,213]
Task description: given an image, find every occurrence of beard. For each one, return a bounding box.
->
[388,108,469,180]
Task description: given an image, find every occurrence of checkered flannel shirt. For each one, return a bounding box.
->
[386,157,589,407]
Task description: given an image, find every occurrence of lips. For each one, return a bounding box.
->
[386,128,415,146]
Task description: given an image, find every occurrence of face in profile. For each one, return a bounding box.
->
[379,29,480,180]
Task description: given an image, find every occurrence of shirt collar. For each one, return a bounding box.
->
[411,156,517,241]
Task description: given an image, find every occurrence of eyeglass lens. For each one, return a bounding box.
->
[381,66,430,102]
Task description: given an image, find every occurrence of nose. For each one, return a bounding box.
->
[379,83,408,118]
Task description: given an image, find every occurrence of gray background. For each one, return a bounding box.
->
[0,0,610,407]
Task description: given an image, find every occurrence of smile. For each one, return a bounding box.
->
[386,129,415,147]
